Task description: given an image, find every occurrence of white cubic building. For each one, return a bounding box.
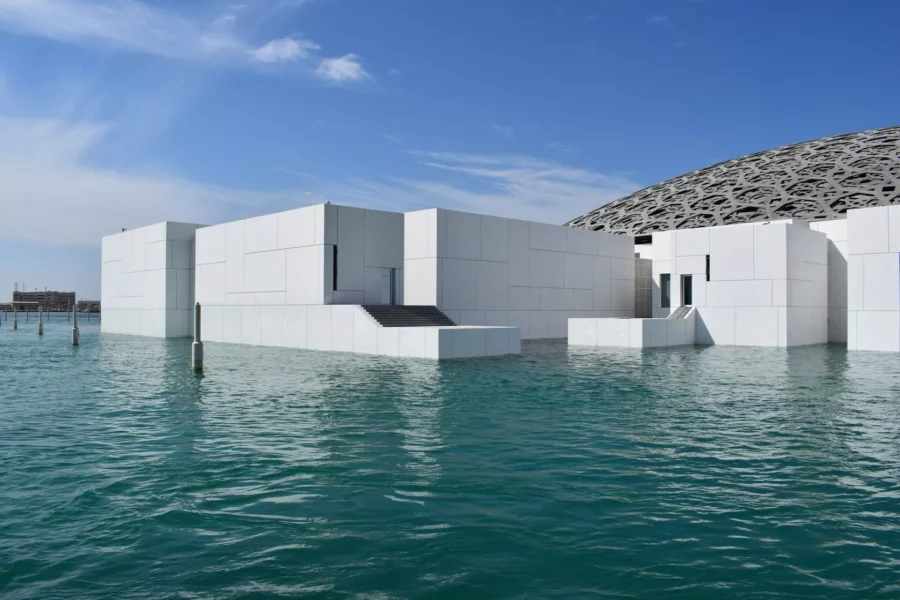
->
[403,209,634,339]
[101,127,900,356]
[101,222,203,338]
[567,126,900,352]
[847,205,900,352]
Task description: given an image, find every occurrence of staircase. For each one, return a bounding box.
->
[668,306,692,319]
[361,305,456,327]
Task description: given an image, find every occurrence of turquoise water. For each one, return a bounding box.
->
[2,319,900,599]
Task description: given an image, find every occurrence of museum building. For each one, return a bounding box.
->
[101,126,900,357]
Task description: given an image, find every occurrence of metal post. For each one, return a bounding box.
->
[191,302,203,371]
[38,306,43,336]
[13,305,17,330]
[72,306,79,346]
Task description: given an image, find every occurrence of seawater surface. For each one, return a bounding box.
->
[2,319,900,599]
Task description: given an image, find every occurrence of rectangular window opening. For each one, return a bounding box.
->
[706,254,710,282]
[661,273,671,309]
[332,245,338,291]
[681,274,693,306]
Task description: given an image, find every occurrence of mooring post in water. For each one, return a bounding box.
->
[38,306,43,336]
[72,307,79,346]
[13,305,17,330]
[191,302,203,371]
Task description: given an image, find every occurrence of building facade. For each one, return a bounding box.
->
[11,290,75,309]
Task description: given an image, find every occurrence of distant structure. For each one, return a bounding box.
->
[76,300,101,313]
[12,290,76,310]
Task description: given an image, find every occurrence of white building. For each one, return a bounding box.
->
[101,204,634,359]
[100,127,900,356]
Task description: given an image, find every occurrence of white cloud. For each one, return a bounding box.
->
[489,124,515,139]
[0,115,305,246]
[547,141,574,152]
[314,152,639,225]
[0,0,368,82]
[251,37,319,63]
[316,54,371,81]
[647,14,673,27]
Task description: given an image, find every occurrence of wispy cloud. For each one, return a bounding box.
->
[547,141,574,153]
[0,0,371,81]
[251,37,320,63]
[315,54,371,82]
[0,114,303,246]
[488,124,515,139]
[379,133,402,144]
[647,14,673,27]
[314,152,639,225]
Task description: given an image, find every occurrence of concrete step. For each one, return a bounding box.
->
[361,305,456,327]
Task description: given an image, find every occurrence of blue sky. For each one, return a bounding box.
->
[1,0,898,299]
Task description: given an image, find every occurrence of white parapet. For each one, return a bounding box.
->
[568,310,696,349]
[199,304,520,360]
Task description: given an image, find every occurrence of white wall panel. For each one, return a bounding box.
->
[710,225,754,281]
[364,209,404,268]
[260,306,284,347]
[337,206,365,291]
[856,310,900,352]
[540,288,573,311]
[530,222,567,252]
[863,253,900,311]
[707,280,773,307]
[404,210,428,260]
[849,206,889,255]
[442,259,478,310]
[735,307,778,347]
[244,213,278,254]
[286,246,322,305]
[696,307,735,345]
[277,206,317,250]
[282,305,307,348]
[676,254,706,275]
[676,228,710,257]
[477,261,509,310]
[508,220,530,286]
[306,305,332,350]
[529,250,564,288]
[480,215,509,262]
[398,328,426,358]
[566,228,597,256]
[403,259,438,306]
[244,250,286,293]
[331,305,356,352]
[241,306,262,345]
[226,220,245,293]
[446,211,481,260]
[753,225,787,280]
[564,253,593,289]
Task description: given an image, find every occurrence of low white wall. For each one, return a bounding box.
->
[569,310,696,348]
[101,221,203,338]
[200,304,519,359]
[652,221,828,347]
[847,206,900,351]
[404,209,635,339]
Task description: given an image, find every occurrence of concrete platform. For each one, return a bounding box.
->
[569,310,696,349]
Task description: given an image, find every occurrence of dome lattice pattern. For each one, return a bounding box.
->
[566,127,900,236]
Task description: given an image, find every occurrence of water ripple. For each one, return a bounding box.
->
[2,323,900,598]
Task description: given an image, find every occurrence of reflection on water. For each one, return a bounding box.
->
[2,322,900,599]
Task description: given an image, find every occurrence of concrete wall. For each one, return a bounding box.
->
[194,204,404,344]
[634,257,652,318]
[569,310,696,349]
[847,206,900,352]
[198,303,518,358]
[809,219,848,344]
[404,209,635,339]
[652,221,828,347]
[101,222,203,338]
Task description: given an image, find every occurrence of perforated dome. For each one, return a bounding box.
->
[566,126,900,236]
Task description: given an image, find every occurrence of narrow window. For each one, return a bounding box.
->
[332,245,338,291]
[681,274,693,306]
[706,255,710,282]
[661,273,671,309]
